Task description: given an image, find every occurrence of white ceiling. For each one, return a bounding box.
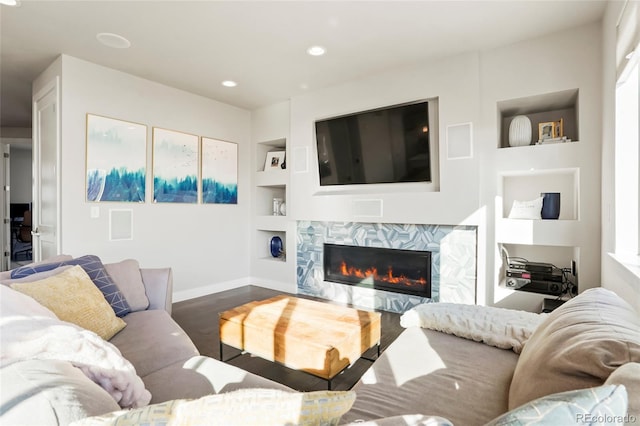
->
[0,0,607,129]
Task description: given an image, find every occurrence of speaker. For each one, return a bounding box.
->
[109,209,133,241]
[446,122,473,160]
[292,147,308,173]
[353,199,383,218]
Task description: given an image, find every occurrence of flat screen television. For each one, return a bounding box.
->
[315,100,431,186]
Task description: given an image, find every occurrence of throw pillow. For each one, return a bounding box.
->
[10,254,131,317]
[486,384,628,426]
[73,389,356,426]
[508,288,640,410]
[605,363,640,420]
[104,259,149,312]
[10,265,126,340]
[0,265,73,286]
[508,197,543,220]
[0,283,58,319]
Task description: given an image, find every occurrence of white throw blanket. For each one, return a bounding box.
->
[0,286,151,408]
[400,302,548,353]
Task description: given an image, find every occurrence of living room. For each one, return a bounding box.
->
[2,1,637,312]
[1,1,639,425]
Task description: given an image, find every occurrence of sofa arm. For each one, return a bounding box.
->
[140,268,173,314]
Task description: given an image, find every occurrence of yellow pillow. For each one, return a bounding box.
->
[72,389,356,426]
[11,265,126,340]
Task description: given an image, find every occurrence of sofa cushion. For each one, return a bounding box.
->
[10,254,131,317]
[10,265,126,340]
[142,355,293,404]
[74,389,355,426]
[605,363,640,420]
[104,259,149,312]
[487,384,628,426]
[108,310,198,377]
[342,327,519,425]
[0,359,120,426]
[509,287,640,410]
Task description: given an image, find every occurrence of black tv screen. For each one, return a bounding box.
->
[315,100,431,186]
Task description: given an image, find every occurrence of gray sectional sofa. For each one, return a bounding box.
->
[1,255,639,425]
[342,287,640,425]
[0,257,291,425]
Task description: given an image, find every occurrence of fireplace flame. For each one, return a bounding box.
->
[339,261,425,287]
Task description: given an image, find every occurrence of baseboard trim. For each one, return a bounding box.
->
[173,277,251,303]
[248,276,297,294]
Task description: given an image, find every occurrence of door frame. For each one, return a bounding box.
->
[32,76,62,261]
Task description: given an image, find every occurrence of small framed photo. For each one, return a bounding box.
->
[264,151,285,171]
[538,121,556,141]
[554,118,564,138]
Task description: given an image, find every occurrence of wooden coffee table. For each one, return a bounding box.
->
[219,295,381,389]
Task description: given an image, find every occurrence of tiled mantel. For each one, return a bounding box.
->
[296,221,477,313]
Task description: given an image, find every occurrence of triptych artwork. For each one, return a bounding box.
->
[85,114,238,204]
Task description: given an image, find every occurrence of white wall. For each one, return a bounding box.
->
[288,23,602,309]
[57,55,252,299]
[601,1,640,312]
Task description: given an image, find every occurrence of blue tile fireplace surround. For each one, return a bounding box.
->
[296,221,477,313]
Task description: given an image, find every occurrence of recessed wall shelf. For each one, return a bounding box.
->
[498,89,579,148]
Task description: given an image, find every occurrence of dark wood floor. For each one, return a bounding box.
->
[172,285,404,392]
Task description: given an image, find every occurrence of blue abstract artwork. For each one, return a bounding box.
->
[86,114,147,202]
[201,137,238,204]
[152,128,198,203]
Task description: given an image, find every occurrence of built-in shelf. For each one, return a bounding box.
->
[494,89,586,297]
[498,89,579,149]
[500,167,579,221]
[255,215,288,232]
[496,218,581,246]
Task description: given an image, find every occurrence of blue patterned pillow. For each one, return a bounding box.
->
[11,255,131,317]
[486,385,628,426]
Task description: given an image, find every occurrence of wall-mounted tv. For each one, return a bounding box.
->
[315,100,431,186]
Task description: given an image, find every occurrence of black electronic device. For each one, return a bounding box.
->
[517,280,563,296]
[315,100,432,186]
[506,269,563,283]
[523,262,555,274]
[508,260,527,271]
[505,277,530,289]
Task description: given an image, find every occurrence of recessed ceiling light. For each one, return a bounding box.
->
[0,0,20,6]
[96,33,131,49]
[222,80,237,87]
[307,46,326,56]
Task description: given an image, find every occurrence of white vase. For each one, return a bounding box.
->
[508,115,532,147]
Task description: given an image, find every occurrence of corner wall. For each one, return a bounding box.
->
[57,55,252,299]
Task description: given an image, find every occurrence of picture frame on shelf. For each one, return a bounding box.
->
[264,151,285,171]
[554,118,564,138]
[538,121,555,141]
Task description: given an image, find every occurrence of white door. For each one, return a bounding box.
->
[32,77,61,261]
[1,143,9,271]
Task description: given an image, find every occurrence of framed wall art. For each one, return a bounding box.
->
[201,137,238,204]
[86,114,147,202]
[152,127,199,203]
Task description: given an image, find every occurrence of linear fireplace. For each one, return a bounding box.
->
[323,243,431,298]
